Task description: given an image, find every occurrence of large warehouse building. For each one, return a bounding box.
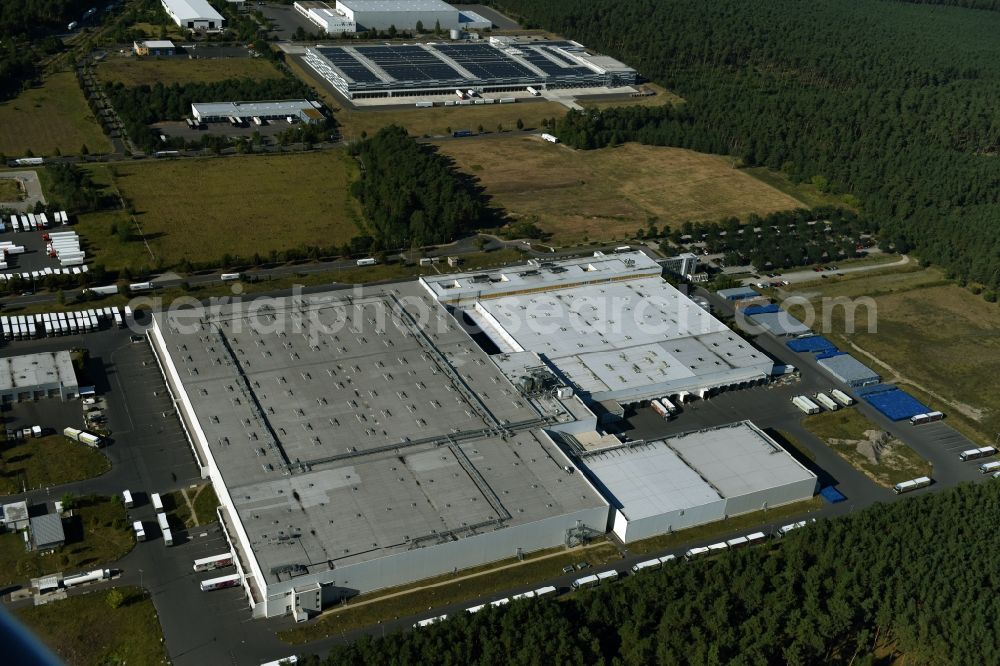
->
[160,0,225,31]
[302,39,638,99]
[149,284,610,619]
[580,422,818,543]
[337,0,458,31]
[421,252,775,405]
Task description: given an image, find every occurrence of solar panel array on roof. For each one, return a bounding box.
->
[517,45,592,77]
[355,45,462,81]
[435,43,536,79]
[317,47,380,82]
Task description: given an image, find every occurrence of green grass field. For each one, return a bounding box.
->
[437,138,805,243]
[96,56,285,87]
[744,167,860,209]
[785,266,999,444]
[0,495,132,587]
[802,409,932,487]
[0,434,110,494]
[168,484,219,528]
[280,541,621,644]
[78,151,363,269]
[16,587,169,666]
[0,72,110,157]
[0,178,22,201]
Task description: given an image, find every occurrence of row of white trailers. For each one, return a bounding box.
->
[44,231,85,267]
[0,264,89,281]
[420,525,811,628]
[0,306,130,340]
[792,389,854,415]
[4,211,69,233]
[416,585,559,627]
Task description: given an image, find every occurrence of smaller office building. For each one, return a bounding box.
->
[662,252,699,279]
[0,351,79,403]
[581,422,818,543]
[717,286,761,302]
[294,1,356,34]
[161,0,225,31]
[134,40,177,56]
[30,514,66,551]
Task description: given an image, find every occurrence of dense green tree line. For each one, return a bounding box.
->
[493,0,1000,290]
[665,206,878,271]
[45,163,105,213]
[349,125,487,248]
[308,480,999,665]
[0,0,86,38]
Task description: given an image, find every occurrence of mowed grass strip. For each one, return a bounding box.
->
[0,434,110,494]
[627,497,824,555]
[802,409,932,487]
[0,178,23,201]
[95,56,286,87]
[0,72,110,156]
[436,138,805,243]
[785,266,1000,443]
[80,151,363,267]
[0,495,133,587]
[16,586,169,666]
[280,542,621,644]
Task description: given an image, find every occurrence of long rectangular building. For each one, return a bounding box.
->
[303,39,638,99]
[149,283,609,620]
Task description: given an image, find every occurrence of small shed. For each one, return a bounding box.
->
[30,514,66,551]
[134,40,176,57]
[717,286,760,301]
[1,500,29,530]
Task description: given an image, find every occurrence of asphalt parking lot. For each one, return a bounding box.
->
[259,2,322,40]
[0,224,67,275]
[155,117,311,143]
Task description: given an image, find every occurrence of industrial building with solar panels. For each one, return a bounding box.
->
[302,37,639,99]
[148,252,819,621]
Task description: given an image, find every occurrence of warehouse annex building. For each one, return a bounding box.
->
[578,422,818,543]
[421,252,775,406]
[149,283,609,620]
[0,351,78,403]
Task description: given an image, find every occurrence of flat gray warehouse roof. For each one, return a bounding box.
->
[667,422,817,499]
[152,283,607,583]
[817,354,881,386]
[0,351,77,392]
[583,443,721,520]
[747,311,812,337]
